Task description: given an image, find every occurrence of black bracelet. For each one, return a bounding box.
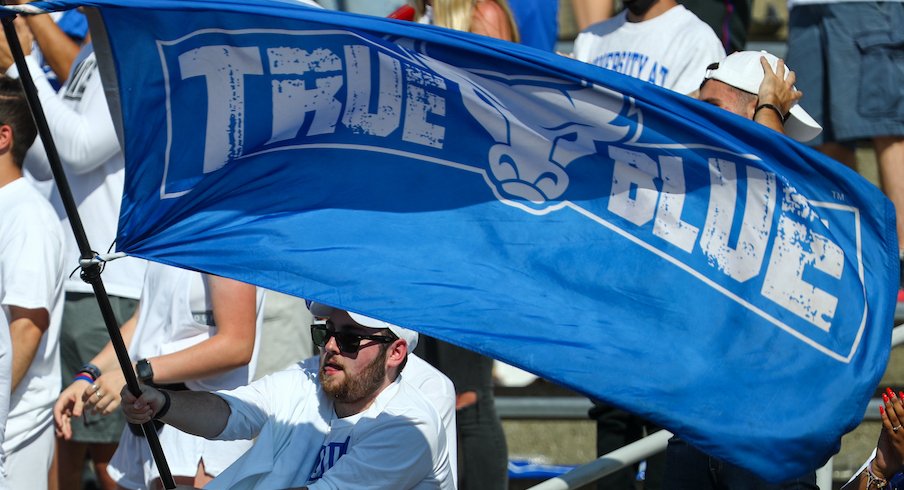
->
[754,103,786,123]
[78,363,101,381]
[154,390,172,420]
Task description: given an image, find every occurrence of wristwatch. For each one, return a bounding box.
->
[136,358,154,384]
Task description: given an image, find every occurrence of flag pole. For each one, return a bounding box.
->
[0,11,177,490]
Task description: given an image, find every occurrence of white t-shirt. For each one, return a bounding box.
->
[303,353,458,483]
[573,5,726,95]
[398,355,457,484]
[8,49,146,300]
[107,262,265,488]
[127,263,264,391]
[0,178,65,455]
[210,363,454,489]
[0,324,8,490]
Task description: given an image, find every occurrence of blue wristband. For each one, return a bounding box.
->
[73,373,94,384]
[78,363,101,381]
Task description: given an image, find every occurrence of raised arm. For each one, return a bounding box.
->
[753,56,802,135]
[842,388,904,490]
[0,20,121,177]
[22,13,81,82]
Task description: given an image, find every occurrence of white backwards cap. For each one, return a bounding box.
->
[703,50,822,142]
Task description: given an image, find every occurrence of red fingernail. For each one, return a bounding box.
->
[888,387,894,396]
[884,393,890,403]
[899,391,903,399]
[881,406,886,415]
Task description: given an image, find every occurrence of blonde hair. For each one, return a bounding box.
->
[413,0,521,43]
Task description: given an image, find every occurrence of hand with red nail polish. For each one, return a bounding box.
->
[850,388,904,489]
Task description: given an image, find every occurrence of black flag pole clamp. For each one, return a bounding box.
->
[0,9,177,490]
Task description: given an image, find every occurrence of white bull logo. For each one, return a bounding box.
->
[411,54,636,209]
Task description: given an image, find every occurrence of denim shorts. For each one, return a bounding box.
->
[786,2,904,145]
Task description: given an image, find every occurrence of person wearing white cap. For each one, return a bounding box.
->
[300,306,459,487]
[697,50,822,142]
[119,302,454,490]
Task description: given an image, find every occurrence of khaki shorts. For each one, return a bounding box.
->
[59,292,138,443]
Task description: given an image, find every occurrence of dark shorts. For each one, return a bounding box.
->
[60,292,139,443]
[786,2,904,145]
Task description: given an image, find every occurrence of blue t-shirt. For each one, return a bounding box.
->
[892,472,904,488]
[508,0,558,51]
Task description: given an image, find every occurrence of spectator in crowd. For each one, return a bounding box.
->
[587,401,665,490]
[3,0,87,90]
[0,73,65,490]
[678,0,751,53]
[23,10,86,89]
[696,50,821,142]
[301,305,459,486]
[508,0,558,51]
[572,0,725,96]
[54,263,264,489]
[843,388,904,490]
[785,1,904,285]
[663,51,821,489]
[413,0,521,43]
[119,304,454,489]
[0,17,147,490]
[571,0,613,30]
[318,0,403,16]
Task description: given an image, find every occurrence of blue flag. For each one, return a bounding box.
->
[11,0,898,481]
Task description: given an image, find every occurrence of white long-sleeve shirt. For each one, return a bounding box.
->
[7,47,145,299]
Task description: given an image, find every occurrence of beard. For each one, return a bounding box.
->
[624,0,657,16]
[320,347,388,403]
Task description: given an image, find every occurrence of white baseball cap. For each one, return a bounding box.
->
[307,301,419,351]
[703,50,822,142]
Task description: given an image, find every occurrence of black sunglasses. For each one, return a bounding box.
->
[311,323,396,354]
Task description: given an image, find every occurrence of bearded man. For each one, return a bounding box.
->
[120,303,454,489]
